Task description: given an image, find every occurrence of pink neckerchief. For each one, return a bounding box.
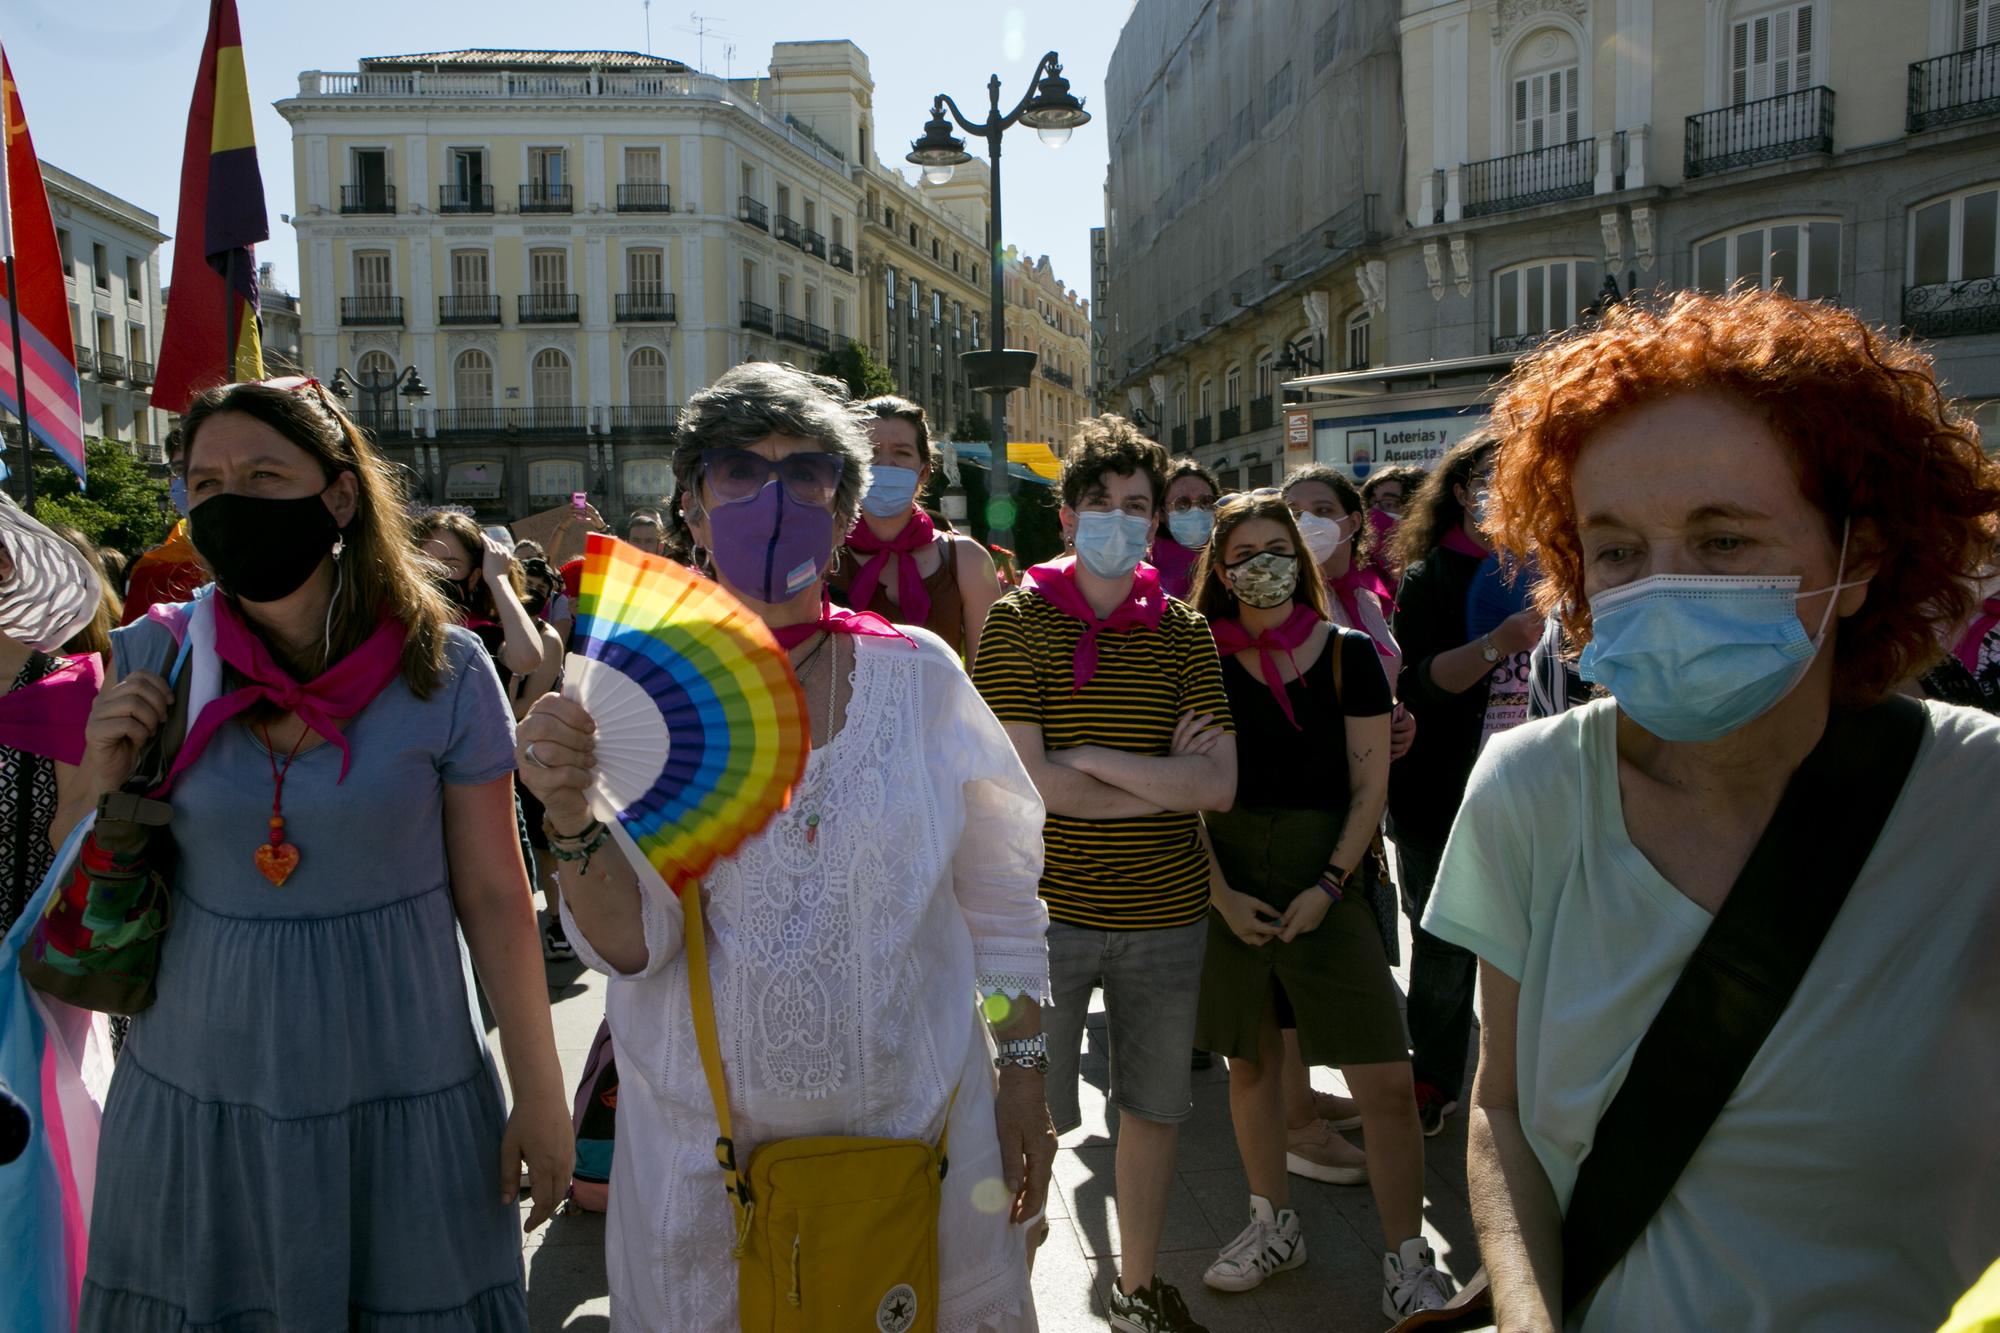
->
[0,653,103,765]
[1023,556,1168,691]
[164,597,409,789]
[771,598,916,650]
[1211,603,1321,730]
[1953,594,2000,674]
[845,510,938,626]
[1332,564,1397,626]
[1440,528,1489,560]
[1149,535,1201,601]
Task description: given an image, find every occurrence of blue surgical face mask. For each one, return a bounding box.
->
[1072,509,1153,579]
[861,464,921,519]
[1578,523,1867,742]
[1166,507,1214,549]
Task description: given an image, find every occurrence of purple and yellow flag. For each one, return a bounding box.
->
[152,0,265,413]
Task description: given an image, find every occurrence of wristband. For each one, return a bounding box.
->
[1317,865,1350,901]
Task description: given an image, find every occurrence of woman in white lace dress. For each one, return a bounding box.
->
[516,363,1054,1333]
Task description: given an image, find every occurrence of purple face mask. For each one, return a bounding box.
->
[704,479,836,604]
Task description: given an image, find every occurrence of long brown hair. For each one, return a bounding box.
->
[1190,492,1331,622]
[1389,430,1498,570]
[410,509,525,623]
[180,381,452,697]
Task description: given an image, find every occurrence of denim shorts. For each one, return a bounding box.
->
[1044,919,1208,1133]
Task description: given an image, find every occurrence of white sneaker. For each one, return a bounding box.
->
[1382,1237,1457,1319]
[1203,1194,1305,1292]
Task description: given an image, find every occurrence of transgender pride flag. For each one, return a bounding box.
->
[0,46,87,485]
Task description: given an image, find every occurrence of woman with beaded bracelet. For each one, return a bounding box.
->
[1186,493,1452,1321]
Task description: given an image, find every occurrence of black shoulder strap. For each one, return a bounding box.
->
[1560,694,1928,1314]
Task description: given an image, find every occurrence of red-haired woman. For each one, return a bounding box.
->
[1425,288,2000,1332]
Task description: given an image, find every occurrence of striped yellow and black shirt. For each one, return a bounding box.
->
[972,588,1233,930]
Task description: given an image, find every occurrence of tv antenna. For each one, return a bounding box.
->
[643,0,652,54]
[685,13,723,74]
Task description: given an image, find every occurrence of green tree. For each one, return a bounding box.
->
[815,339,896,402]
[29,438,173,555]
[950,408,991,443]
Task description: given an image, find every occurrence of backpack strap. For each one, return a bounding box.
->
[682,881,756,1253]
[1559,693,1928,1314]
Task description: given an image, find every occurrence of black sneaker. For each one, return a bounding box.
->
[1109,1276,1209,1332]
[542,919,576,962]
[1414,1081,1453,1138]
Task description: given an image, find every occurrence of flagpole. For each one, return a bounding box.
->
[3,258,33,514]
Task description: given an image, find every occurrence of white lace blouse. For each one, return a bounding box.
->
[563,628,1051,1333]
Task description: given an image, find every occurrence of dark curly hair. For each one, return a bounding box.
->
[1164,457,1220,503]
[1060,415,1168,513]
[1388,431,1499,572]
[1486,287,2000,704]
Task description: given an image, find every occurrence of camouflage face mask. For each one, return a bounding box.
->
[1225,551,1299,608]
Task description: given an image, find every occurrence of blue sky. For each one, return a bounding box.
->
[7,0,1123,303]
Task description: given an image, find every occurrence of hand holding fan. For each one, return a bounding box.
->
[565,533,808,895]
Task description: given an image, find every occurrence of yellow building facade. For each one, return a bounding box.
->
[1002,249,1092,452]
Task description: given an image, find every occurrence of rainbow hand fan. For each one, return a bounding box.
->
[565,533,808,895]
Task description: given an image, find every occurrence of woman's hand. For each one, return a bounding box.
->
[993,1069,1057,1225]
[480,535,516,583]
[1214,885,1281,947]
[1277,885,1334,942]
[516,693,597,834]
[499,1087,576,1232]
[1170,710,1224,758]
[80,670,172,800]
[1389,703,1417,760]
[1492,607,1545,657]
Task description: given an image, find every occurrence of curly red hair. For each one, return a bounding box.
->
[1487,287,2000,704]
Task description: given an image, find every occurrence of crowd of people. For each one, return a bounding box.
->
[3,285,1998,1333]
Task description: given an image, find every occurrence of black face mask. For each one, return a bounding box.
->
[435,574,475,610]
[188,490,342,603]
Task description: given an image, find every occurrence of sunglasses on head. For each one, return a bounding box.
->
[700,447,846,508]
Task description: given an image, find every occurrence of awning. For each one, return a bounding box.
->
[1282,351,1518,399]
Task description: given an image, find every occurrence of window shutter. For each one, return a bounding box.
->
[1772,10,1792,94]
[1792,3,1814,88]
[1513,77,1530,152]
[1731,20,1752,104]
[1530,72,1547,149]
[1562,66,1579,143]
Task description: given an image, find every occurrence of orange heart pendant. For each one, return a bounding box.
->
[255,841,301,887]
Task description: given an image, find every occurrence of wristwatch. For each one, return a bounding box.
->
[994,1034,1050,1075]
[1479,633,1502,664]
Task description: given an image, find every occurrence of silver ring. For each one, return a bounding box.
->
[523,741,550,768]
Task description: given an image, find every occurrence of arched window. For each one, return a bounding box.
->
[628,346,670,408]
[353,350,398,430]
[453,349,493,410]
[1345,310,1372,370]
[356,349,395,387]
[1692,218,1839,300]
[1508,27,1581,152]
[528,459,587,504]
[1493,257,1598,351]
[532,348,572,407]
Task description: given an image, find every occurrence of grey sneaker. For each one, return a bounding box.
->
[1382,1238,1457,1319]
[1109,1276,1210,1332]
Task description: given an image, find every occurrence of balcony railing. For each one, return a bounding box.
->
[1171,425,1188,451]
[514,407,588,433]
[1909,41,2000,132]
[1902,278,2000,338]
[96,351,126,381]
[738,195,769,229]
[829,243,854,272]
[340,184,397,214]
[517,293,580,323]
[777,313,808,344]
[1685,86,1834,179]
[520,182,573,213]
[73,348,94,375]
[128,358,155,386]
[439,294,501,325]
[1492,329,1557,355]
[607,405,678,432]
[352,407,413,436]
[434,408,510,434]
[774,214,802,247]
[740,300,773,333]
[801,227,827,259]
[1039,364,1075,389]
[1249,396,1274,432]
[1219,406,1242,441]
[1194,418,1213,448]
[806,322,831,352]
[1463,137,1600,217]
[439,183,495,214]
[617,182,672,212]
[616,292,678,322]
[340,296,405,326]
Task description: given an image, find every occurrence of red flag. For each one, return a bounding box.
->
[0,47,86,483]
[152,0,267,413]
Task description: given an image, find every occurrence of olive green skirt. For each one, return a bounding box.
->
[1194,804,1409,1067]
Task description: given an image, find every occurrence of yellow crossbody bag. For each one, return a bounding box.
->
[683,882,955,1333]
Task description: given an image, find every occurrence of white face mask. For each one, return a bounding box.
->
[1294,512,1355,565]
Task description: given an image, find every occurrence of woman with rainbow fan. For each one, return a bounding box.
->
[516,362,1054,1332]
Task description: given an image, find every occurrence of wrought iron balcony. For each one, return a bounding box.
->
[340,296,404,326]
[438,183,494,214]
[96,352,126,381]
[1219,406,1242,441]
[1171,425,1188,451]
[774,214,802,247]
[1249,396,1274,432]
[1902,278,2000,338]
[1039,364,1075,390]
[740,300,773,333]
[352,407,412,436]
[517,293,580,323]
[1909,41,2000,132]
[1685,86,1834,179]
[1492,329,1557,355]
[802,227,827,260]
[1194,417,1213,448]
[777,313,808,344]
[434,408,510,434]
[617,182,672,212]
[1463,137,1601,217]
[519,182,573,213]
[73,348,94,375]
[340,184,397,214]
[806,323,831,351]
[829,243,854,272]
[439,294,501,325]
[737,195,769,229]
[128,358,155,386]
[608,405,678,432]
[617,292,678,322]
[515,407,588,433]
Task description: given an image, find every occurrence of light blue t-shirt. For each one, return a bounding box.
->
[1424,699,2000,1333]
